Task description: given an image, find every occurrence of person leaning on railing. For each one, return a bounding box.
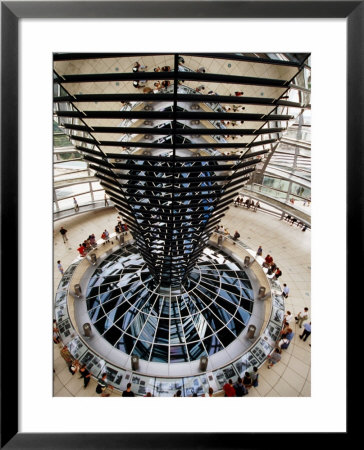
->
[232,230,240,244]
[263,254,273,268]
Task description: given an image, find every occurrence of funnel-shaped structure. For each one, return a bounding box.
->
[54,53,308,287]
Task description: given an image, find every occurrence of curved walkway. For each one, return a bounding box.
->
[53,206,311,397]
[240,188,311,225]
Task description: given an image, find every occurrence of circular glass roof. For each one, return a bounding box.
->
[86,243,254,364]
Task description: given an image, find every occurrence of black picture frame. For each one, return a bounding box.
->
[1,1,359,448]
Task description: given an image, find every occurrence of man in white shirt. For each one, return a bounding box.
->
[284,311,293,324]
[295,307,309,328]
[282,284,290,298]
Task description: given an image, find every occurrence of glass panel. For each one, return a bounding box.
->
[150,344,169,363]
[103,326,123,345]
[204,333,224,355]
[262,176,290,192]
[187,342,207,360]
[57,193,92,209]
[132,339,153,360]
[169,345,189,363]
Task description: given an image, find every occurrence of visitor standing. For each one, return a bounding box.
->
[79,364,91,388]
[234,377,248,396]
[242,372,253,389]
[122,383,135,397]
[59,227,68,243]
[96,373,113,397]
[73,197,79,212]
[57,260,64,276]
[256,245,263,257]
[104,193,109,206]
[284,311,293,325]
[295,308,309,328]
[282,284,290,298]
[300,322,311,341]
[249,367,259,387]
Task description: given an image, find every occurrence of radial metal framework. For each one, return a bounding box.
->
[53,53,308,287]
[85,243,255,364]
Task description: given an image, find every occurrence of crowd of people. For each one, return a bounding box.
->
[76,233,98,257]
[232,196,310,233]
[214,224,242,247]
[132,61,174,92]
[64,218,129,258]
[266,305,311,368]
[255,245,312,353]
[214,224,241,242]
[257,249,283,280]
[283,214,308,231]
[222,367,259,397]
[234,195,260,211]
[130,60,248,104]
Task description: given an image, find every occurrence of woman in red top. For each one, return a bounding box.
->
[223,379,236,397]
[265,254,273,265]
[77,244,86,257]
